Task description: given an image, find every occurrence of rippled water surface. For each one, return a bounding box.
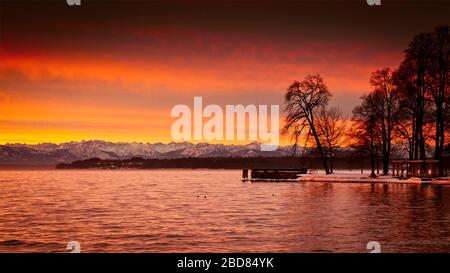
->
[0,169,449,252]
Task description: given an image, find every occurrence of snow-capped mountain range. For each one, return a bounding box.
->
[0,140,303,166]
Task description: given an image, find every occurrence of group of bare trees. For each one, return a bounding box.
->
[283,25,449,176]
[351,68,401,177]
[352,25,449,176]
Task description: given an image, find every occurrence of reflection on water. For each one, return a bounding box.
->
[0,170,449,252]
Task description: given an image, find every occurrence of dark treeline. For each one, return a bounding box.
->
[283,25,449,177]
[56,156,380,170]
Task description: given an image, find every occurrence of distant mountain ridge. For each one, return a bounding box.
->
[0,140,305,166]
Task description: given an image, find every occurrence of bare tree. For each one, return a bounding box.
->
[393,108,415,159]
[352,93,380,178]
[393,65,418,160]
[392,26,450,176]
[395,31,433,165]
[350,25,450,177]
[314,106,348,173]
[428,25,450,175]
[283,74,331,175]
[370,68,401,175]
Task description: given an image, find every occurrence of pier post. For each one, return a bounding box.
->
[242,169,248,180]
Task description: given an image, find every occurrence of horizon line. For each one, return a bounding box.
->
[0,139,299,147]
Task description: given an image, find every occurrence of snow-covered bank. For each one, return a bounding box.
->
[299,172,450,185]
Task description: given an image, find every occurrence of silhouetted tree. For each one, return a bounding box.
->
[394,105,415,159]
[391,25,450,176]
[283,74,331,174]
[428,25,450,175]
[370,68,401,175]
[395,31,433,165]
[352,93,380,178]
[314,106,348,173]
[349,25,450,177]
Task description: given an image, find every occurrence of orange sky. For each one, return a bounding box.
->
[0,1,448,144]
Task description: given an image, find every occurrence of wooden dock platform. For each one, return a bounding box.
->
[242,168,307,182]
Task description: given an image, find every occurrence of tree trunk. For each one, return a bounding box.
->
[439,126,445,176]
[310,124,330,175]
[411,119,416,160]
[384,135,391,175]
[435,106,442,158]
[376,153,380,174]
[435,105,444,176]
[413,124,419,160]
[370,130,376,178]
[360,150,364,174]
[418,104,426,176]
[381,125,388,175]
[330,153,334,174]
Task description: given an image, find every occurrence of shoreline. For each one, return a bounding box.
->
[297,174,450,185]
[1,167,449,185]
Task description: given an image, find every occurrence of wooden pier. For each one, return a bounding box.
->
[242,168,307,182]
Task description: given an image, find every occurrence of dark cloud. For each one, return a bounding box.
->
[1,0,449,56]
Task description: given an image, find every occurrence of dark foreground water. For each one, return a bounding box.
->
[0,170,449,252]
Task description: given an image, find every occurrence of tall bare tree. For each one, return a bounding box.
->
[352,93,380,178]
[393,106,415,159]
[428,25,450,175]
[396,32,433,165]
[370,68,401,175]
[314,106,348,173]
[283,74,331,174]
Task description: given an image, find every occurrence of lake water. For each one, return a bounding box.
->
[0,169,449,252]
